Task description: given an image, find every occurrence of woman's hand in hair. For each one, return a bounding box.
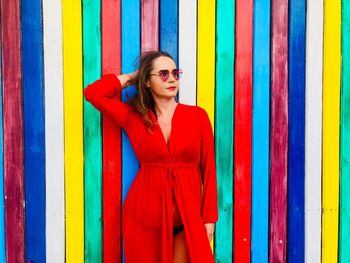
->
[117,70,138,88]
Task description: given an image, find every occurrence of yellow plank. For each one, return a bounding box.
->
[322,0,341,262]
[197,0,216,123]
[197,0,216,252]
[62,0,84,262]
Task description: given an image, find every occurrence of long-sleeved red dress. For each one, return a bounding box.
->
[84,74,219,263]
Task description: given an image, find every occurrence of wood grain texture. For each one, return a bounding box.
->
[178,0,197,105]
[234,0,253,261]
[322,0,341,262]
[43,0,65,261]
[0,1,25,262]
[287,0,306,262]
[305,1,323,262]
[83,0,102,262]
[269,0,289,262]
[101,0,122,262]
[62,0,84,261]
[252,0,270,261]
[141,0,159,52]
[0,25,7,263]
[215,0,235,261]
[121,0,140,262]
[339,0,350,261]
[160,0,179,102]
[160,0,178,62]
[21,0,46,261]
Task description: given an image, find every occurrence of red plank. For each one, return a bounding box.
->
[0,1,25,262]
[102,0,122,262]
[269,0,289,262]
[234,0,253,262]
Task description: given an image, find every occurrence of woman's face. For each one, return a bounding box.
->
[146,56,179,99]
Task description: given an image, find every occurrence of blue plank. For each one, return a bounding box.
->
[121,0,140,262]
[288,0,306,262]
[21,0,46,262]
[251,0,270,262]
[159,0,178,63]
[0,34,6,263]
[160,0,179,101]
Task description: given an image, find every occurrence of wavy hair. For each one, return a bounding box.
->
[125,50,175,129]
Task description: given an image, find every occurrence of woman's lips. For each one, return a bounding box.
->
[167,86,176,90]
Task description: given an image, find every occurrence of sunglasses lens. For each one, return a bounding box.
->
[158,70,170,81]
[172,69,182,80]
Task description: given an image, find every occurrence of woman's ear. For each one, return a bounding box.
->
[146,80,150,88]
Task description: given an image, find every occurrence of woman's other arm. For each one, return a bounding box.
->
[197,106,219,224]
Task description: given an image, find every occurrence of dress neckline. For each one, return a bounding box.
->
[149,102,181,154]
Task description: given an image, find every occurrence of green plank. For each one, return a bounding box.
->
[340,0,350,262]
[82,0,102,262]
[214,0,235,262]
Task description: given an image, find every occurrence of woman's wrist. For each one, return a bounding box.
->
[117,71,137,88]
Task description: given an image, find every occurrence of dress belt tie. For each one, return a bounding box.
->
[140,162,198,187]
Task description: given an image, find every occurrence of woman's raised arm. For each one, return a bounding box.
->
[83,73,136,130]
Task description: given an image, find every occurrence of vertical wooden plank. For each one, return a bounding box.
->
[21,0,46,261]
[178,0,197,105]
[141,0,159,52]
[322,0,341,262]
[121,0,140,262]
[160,0,179,101]
[62,0,84,261]
[305,0,323,262]
[269,0,289,262]
[160,0,178,62]
[234,0,253,262]
[197,0,216,252]
[0,29,6,263]
[0,1,25,262]
[251,0,270,261]
[287,0,306,262]
[101,0,122,262]
[43,0,65,261]
[215,0,234,261]
[83,0,102,262]
[339,0,350,261]
[197,2,215,128]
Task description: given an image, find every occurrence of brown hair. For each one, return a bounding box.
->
[125,50,175,129]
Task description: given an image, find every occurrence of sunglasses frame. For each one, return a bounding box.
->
[149,68,183,82]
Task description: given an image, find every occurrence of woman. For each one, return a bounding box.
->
[84,50,218,263]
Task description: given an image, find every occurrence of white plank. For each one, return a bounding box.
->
[43,0,65,261]
[305,0,323,262]
[178,0,197,105]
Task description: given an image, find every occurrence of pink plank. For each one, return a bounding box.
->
[141,0,159,52]
[269,0,289,262]
[0,1,25,262]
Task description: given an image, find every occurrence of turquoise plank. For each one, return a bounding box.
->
[215,0,235,261]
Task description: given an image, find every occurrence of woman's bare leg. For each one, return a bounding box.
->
[173,231,190,263]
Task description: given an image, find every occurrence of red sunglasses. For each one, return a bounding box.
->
[149,69,183,81]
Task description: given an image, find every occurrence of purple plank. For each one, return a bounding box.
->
[269,0,289,262]
[0,0,25,262]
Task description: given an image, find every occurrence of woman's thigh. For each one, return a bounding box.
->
[173,231,190,263]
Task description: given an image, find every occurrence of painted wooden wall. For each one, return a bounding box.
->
[0,0,349,262]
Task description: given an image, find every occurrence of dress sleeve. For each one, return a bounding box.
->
[83,73,132,130]
[197,106,219,224]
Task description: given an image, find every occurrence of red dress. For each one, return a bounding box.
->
[84,74,219,263]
